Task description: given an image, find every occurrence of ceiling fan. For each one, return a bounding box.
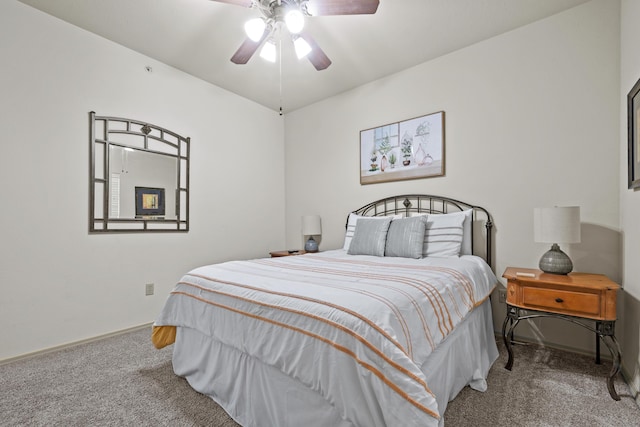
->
[211,0,380,70]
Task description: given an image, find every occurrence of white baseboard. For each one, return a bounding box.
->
[621,365,640,409]
[0,322,153,366]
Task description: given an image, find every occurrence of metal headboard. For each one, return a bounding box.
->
[348,194,494,270]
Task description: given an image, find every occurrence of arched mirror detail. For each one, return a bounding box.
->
[89,112,190,232]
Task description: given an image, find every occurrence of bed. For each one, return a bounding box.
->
[152,194,499,427]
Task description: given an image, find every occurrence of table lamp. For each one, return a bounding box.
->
[302,215,321,252]
[534,206,580,275]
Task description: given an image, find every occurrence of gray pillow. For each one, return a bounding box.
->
[347,217,392,256]
[385,216,427,258]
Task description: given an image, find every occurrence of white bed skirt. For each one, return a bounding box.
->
[171,299,498,427]
[421,299,498,425]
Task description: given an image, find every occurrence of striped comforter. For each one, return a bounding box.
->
[153,250,497,426]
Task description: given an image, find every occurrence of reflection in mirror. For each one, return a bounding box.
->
[109,146,178,219]
[89,112,190,232]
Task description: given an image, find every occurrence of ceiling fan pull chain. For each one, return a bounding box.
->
[279,37,283,115]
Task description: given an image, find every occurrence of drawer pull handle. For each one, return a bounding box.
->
[555,298,564,303]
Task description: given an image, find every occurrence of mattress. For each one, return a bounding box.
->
[153,250,499,426]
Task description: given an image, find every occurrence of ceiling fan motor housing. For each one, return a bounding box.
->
[254,0,310,26]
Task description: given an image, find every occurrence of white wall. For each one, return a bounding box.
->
[0,1,285,360]
[620,0,640,404]
[285,0,620,355]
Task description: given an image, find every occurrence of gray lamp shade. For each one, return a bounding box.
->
[302,215,321,252]
[533,207,580,275]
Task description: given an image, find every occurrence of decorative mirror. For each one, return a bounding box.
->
[89,112,190,232]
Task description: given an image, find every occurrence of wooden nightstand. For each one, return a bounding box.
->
[501,267,621,400]
[269,250,307,257]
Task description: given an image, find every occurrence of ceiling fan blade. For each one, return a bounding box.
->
[306,0,379,15]
[230,37,263,64]
[300,33,331,71]
[209,0,253,7]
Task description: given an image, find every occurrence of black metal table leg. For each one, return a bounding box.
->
[595,321,601,364]
[501,309,620,400]
[502,305,519,371]
[598,321,621,401]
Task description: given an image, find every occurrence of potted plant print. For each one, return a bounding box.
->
[369,147,378,171]
[400,131,413,166]
[377,136,392,172]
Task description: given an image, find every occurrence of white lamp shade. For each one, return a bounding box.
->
[534,206,581,244]
[302,215,322,236]
[244,18,266,42]
[260,40,277,62]
[293,36,312,59]
[244,18,267,42]
[285,9,305,34]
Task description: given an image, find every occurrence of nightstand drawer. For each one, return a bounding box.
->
[521,287,600,317]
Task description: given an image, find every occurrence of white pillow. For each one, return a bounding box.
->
[343,213,402,251]
[412,209,473,255]
[423,213,465,257]
[456,209,473,255]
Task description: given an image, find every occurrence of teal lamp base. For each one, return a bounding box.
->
[539,243,573,275]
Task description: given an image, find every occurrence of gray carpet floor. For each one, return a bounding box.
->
[1,326,638,426]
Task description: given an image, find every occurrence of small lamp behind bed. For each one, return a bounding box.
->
[302,215,322,253]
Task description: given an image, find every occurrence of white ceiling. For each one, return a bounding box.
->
[18,0,590,113]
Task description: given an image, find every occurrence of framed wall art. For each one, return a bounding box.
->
[360,111,445,185]
[135,186,165,218]
[628,77,640,189]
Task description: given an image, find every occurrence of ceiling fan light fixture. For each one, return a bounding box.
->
[293,36,312,59]
[285,9,305,34]
[226,0,380,70]
[244,17,266,42]
[260,40,277,62]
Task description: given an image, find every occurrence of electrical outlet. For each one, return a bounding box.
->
[145,283,154,296]
[498,289,506,303]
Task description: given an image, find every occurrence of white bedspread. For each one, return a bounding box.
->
[154,250,498,426]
